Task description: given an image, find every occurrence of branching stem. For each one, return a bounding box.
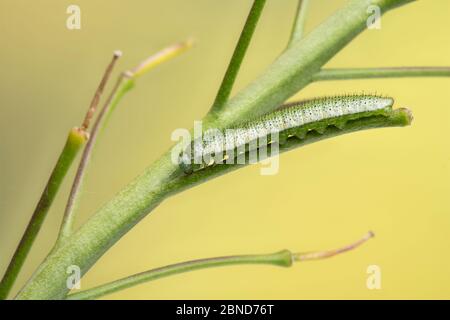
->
[13,0,420,300]
[0,52,122,299]
[287,0,310,49]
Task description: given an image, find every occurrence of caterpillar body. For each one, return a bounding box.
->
[179,95,400,174]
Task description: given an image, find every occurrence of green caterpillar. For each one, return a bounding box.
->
[179,94,411,174]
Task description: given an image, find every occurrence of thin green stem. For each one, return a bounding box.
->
[56,41,193,244]
[67,251,291,300]
[16,106,410,300]
[67,232,373,300]
[81,51,123,131]
[56,76,131,245]
[15,0,416,300]
[210,0,267,114]
[313,67,450,81]
[0,51,121,299]
[210,0,416,129]
[130,39,194,78]
[287,0,310,49]
[0,128,86,300]
[293,231,374,261]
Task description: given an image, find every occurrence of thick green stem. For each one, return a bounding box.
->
[287,0,310,49]
[15,0,415,300]
[0,128,86,299]
[313,67,450,81]
[210,0,267,113]
[16,152,180,300]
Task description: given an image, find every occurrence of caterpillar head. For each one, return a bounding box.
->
[179,151,193,174]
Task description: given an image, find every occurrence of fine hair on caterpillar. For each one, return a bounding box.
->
[171,123,281,175]
[171,94,411,175]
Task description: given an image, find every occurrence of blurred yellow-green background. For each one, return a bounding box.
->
[1,0,449,299]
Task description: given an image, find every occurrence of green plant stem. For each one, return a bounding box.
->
[164,108,412,196]
[287,0,310,49]
[0,128,86,300]
[15,0,415,300]
[207,0,416,129]
[80,51,122,131]
[0,52,122,299]
[313,67,450,81]
[67,232,373,300]
[56,41,193,245]
[16,107,411,300]
[67,251,291,300]
[210,0,267,114]
[56,76,134,245]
